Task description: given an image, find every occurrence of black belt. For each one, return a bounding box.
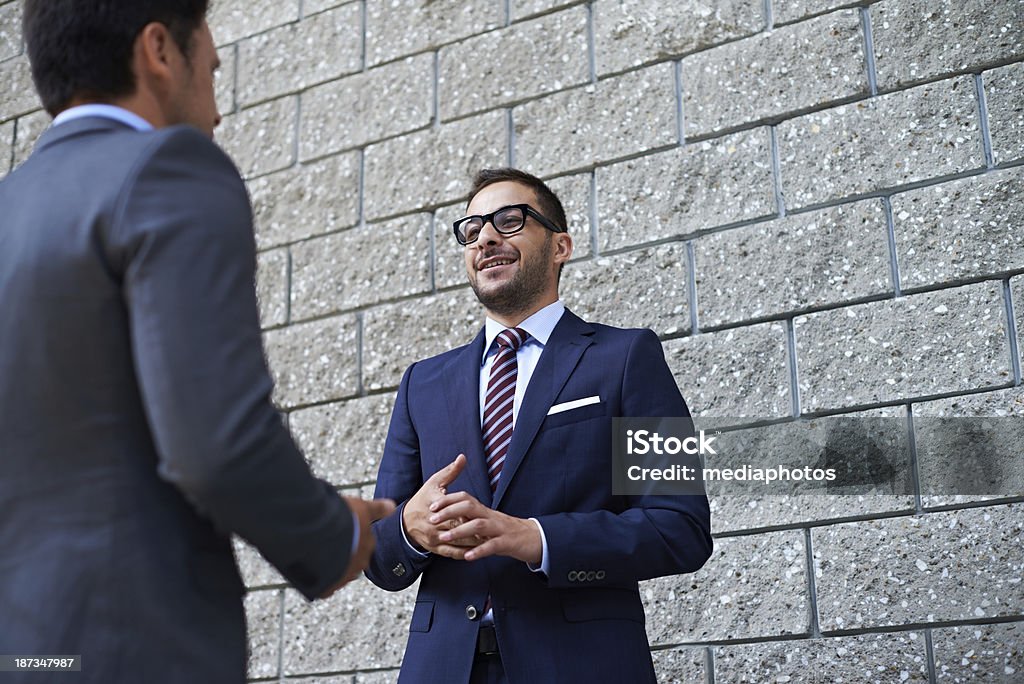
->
[476,625,499,656]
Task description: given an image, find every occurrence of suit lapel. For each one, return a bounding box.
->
[492,311,594,508]
[441,328,493,507]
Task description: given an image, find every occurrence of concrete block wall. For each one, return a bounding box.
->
[2,0,1022,681]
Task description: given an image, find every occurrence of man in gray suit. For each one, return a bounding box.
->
[0,1,394,681]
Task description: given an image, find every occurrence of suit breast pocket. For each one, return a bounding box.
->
[543,400,607,430]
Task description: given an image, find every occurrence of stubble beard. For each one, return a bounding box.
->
[470,234,554,319]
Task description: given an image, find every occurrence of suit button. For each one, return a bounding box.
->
[392,563,406,577]
[465,605,479,621]
[586,571,596,581]
[567,571,578,582]
[596,570,606,580]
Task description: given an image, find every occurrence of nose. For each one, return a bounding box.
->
[474,218,505,246]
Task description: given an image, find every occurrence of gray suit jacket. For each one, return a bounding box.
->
[0,117,353,682]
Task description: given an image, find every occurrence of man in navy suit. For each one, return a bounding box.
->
[366,168,713,683]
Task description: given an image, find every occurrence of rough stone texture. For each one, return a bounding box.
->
[663,322,792,419]
[0,118,12,178]
[511,0,584,22]
[290,215,432,321]
[796,283,1011,412]
[208,0,300,46]
[913,387,1024,508]
[778,76,983,209]
[234,537,284,589]
[708,407,914,534]
[714,632,930,682]
[363,110,507,220]
[281,579,417,674]
[545,173,594,261]
[933,622,1024,682]
[0,57,38,123]
[215,45,236,116]
[263,315,359,408]
[597,127,775,251]
[561,243,691,336]
[682,10,867,137]
[594,0,764,75]
[650,647,706,683]
[813,504,1024,630]
[696,199,892,327]
[290,393,396,487]
[246,589,284,680]
[353,671,401,684]
[642,530,809,643]
[872,0,1024,89]
[236,4,362,107]
[984,61,1024,165]
[248,152,361,250]
[515,62,678,178]
[256,248,290,328]
[362,288,483,391]
[0,1,21,61]
[439,7,589,122]
[218,97,298,178]
[300,54,434,160]
[11,108,48,168]
[893,167,1024,288]
[1016,276,1024,373]
[304,0,353,16]
[433,199,469,290]
[775,1,876,25]
[365,0,502,67]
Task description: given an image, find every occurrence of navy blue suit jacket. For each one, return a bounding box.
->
[366,309,712,684]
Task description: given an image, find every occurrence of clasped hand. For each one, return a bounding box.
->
[402,454,541,565]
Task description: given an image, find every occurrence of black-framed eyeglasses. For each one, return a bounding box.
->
[453,204,565,246]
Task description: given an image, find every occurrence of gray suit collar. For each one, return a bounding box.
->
[35,116,138,153]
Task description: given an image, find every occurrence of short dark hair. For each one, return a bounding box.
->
[24,0,210,116]
[467,168,568,234]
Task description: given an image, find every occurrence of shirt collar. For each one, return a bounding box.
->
[482,300,566,365]
[52,104,154,132]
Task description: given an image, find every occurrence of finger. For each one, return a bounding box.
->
[425,453,467,488]
[439,517,490,544]
[464,538,503,561]
[433,543,474,560]
[365,498,396,521]
[428,490,474,512]
[429,499,481,524]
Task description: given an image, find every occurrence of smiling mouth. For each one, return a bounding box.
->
[477,256,517,271]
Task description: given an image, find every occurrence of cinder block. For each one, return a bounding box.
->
[208,0,300,46]
[236,4,362,107]
[893,167,1024,288]
[596,127,775,252]
[651,647,706,683]
[290,393,397,487]
[913,386,1024,508]
[256,247,289,328]
[682,9,867,137]
[695,199,892,327]
[642,530,809,643]
[246,588,283,680]
[775,0,879,25]
[304,0,353,15]
[300,54,434,160]
[233,537,284,589]
[263,315,360,408]
[545,172,593,261]
[663,322,792,419]
[0,119,13,179]
[363,110,507,220]
[215,45,235,116]
[354,671,401,684]
[594,0,764,75]
[0,1,22,61]
[872,0,1024,89]
[290,215,432,321]
[366,0,502,66]
[778,77,983,209]
[813,504,1024,630]
[0,57,38,122]
[560,243,691,336]
[514,62,677,178]
[714,632,930,682]
[985,61,1024,165]
[12,109,48,168]
[511,0,583,22]
[1015,276,1024,371]
[439,7,589,121]
[281,579,418,674]
[434,198,470,290]
[217,97,297,178]
[248,152,361,250]
[795,283,1011,412]
[932,622,1024,682]
[362,289,483,391]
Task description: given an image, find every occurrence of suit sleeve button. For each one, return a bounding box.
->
[567,571,578,582]
[596,570,606,580]
[586,571,596,581]
[392,563,406,577]
[465,605,479,621]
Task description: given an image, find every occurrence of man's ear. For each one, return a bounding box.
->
[553,232,574,265]
[133,22,176,89]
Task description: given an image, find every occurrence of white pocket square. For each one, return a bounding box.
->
[547,395,601,416]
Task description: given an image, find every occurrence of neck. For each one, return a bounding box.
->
[62,93,164,128]
[486,295,558,328]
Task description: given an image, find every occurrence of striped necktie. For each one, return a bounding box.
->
[482,328,528,492]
